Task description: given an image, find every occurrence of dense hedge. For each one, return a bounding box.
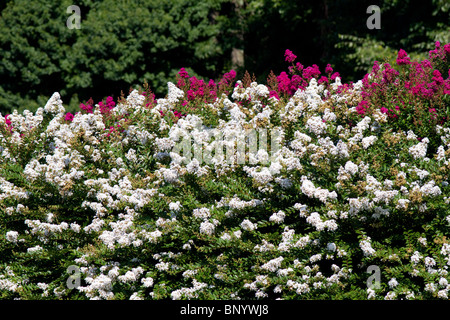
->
[0,43,449,300]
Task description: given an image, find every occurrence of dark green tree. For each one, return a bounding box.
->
[0,0,231,114]
[237,0,449,82]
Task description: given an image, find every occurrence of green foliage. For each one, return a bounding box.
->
[0,0,230,114]
[332,0,450,80]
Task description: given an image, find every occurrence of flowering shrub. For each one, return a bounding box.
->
[0,45,450,300]
[358,42,450,156]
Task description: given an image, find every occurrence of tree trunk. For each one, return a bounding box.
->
[231,0,245,70]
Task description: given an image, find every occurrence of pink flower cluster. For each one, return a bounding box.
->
[62,95,117,125]
[4,114,12,133]
[79,96,116,115]
[59,96,116,122]
[64,112,74,122]
[79,97,95,114]
[2,114,26,138]
[268,49,340,97]
[276,71,306,96]
[429,41,450,61]
[284,49,297,63]
[98,96,116,114]
[357,42,450,141]
[176,67,237,107]
[396,49,411,65]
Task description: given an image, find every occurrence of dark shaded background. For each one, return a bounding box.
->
[0,0,448,114]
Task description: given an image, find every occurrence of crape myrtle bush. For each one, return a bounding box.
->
[0,43,450,300]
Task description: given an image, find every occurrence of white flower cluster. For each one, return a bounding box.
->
[170,279,208,300]
[78,271,116,300]
[243,275,270,299]
[6,231,19,244]
[0,267,21,293]
[199,220,216,235]
[359,237,376,257]
[193,207,211,219]
[300,176,338,204]
[261,256,284,272]
[232,81,270,101]
[305,212,338,232]
[240,219,257,231]
[25,219,70,242]
[118,267,144,283]
[409,138,429,159]
[306,116,327,136]
[269,210,285,224]
[361,135,378,149]
[44,92,65,114]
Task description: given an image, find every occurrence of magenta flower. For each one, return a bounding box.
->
[444,80,450,94]
[380,107,388,114]
[429,41,445,60]
[356,100,368,115]
[421,59,432,69]
[3,114,13,132]
[290,75,302,91]
[177,78,186,87]
[64,112,74,122]
[331,72,340,81]
[195,87,205,98]
[269,90,279,100]
[276,72,291,94]
[429,108,438,120]
[284,49,297,63]
[209,90,217,100]
[432,69,444,85]
[302,64,321,81]
[173,110,182,118]
[396,49,411,65]
[318,76,329,85]
[382,64,399,83]
[325,64,333,74]
[105,96,115,108]
[79,98,94,113]
[98,96,115,114]
[187,90,195,101]
[444,44,450,54]
[79,103,93,114]
[223,70,236,81]
[189,76,199,89]
[4,114,11,126]
[178,68,189,79]
[372,61,380,74]
[208,79,216,89]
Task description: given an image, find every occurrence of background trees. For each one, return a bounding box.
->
[0,0,232,113]
[240,0,449,83]
[0,0,448,114]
